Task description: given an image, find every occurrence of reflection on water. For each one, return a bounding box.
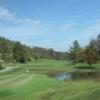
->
[53,72,71,80]
[48,71,100,80]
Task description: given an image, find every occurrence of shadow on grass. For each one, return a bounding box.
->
[75,66,96,70]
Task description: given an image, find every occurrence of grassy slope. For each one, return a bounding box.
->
[0,59,100,100]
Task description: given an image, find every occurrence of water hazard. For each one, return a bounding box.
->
[47,70,100,80]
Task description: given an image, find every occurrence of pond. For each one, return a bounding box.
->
[50,72,72,80]
[47,70,100,80]
[27,69,100,80]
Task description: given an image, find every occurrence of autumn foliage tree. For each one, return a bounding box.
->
[79,39,97,66]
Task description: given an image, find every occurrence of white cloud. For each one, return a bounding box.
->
[0,6,40,25]
[0,6,15,21]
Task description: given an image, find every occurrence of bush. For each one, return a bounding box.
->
[19,56,26,63]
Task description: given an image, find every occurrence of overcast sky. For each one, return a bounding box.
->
[0,0,100,51]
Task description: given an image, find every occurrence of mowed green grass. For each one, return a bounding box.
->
[17,59,75,72]
[17,59,100,71]
[0,59,100,100]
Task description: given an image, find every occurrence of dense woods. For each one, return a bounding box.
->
[0,36,66,63]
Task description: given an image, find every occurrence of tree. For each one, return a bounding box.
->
[79,39,97,66]
[0,36,66,62]
[0,41,8,53]
[32,47,65,60]
[68,40,81,63]
[23,45,32,61]
[13,42,26,63]
[0,37,14,54]
[96,34,100,60]
[1,53,13,62]
[48,48,54,59]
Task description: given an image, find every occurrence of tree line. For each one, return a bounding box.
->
[1,34,100,65]
[68,34,100,65]
[0,36,66,63]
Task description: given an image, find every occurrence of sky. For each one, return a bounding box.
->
[0,0,100,51]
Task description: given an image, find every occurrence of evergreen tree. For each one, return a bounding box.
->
[69,40,81,63]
